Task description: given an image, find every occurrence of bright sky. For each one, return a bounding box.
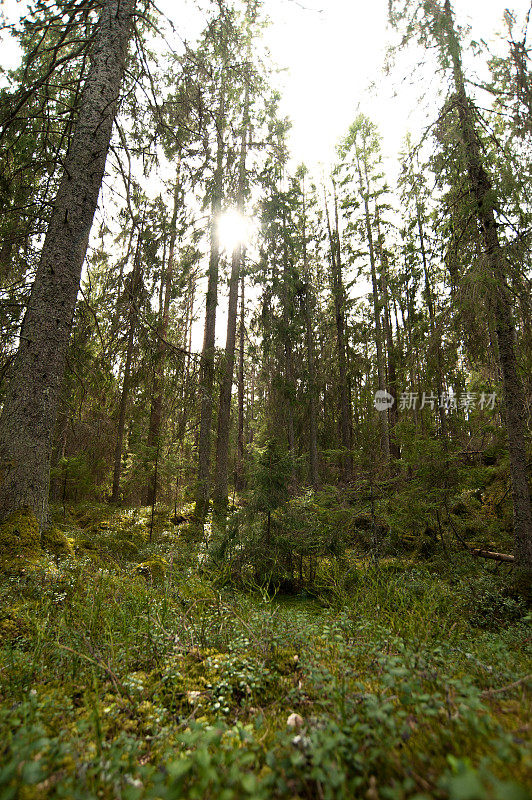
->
[3,0,530,169]
[261,0,532,171]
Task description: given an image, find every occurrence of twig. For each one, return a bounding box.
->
[481,674,531,697]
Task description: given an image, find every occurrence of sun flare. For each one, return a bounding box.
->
[217,209,252,253]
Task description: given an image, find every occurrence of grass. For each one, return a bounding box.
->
[0,502,530,799]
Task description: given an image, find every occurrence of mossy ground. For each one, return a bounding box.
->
[0,508,74,574]
[0,503,530,799]
[0,508,41,573]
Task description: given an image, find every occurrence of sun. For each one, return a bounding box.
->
[217,209,253,254]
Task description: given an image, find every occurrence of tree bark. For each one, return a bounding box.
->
[194,78,226,521]
[324,188,352,481]
[416,198,449,444]
[111,226,143,504]
[281,206,297,480]
[470,548,515,563]
[376,212,400,459]
[236,274,246,492]
[0,0,135,530]
[213,92,249,515]
[355,158,390,465]
[301,176,320,489]
[145,171,181,506]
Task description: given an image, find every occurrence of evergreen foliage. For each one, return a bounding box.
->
[0,0,530,795]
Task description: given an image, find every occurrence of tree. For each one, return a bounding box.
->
[144,172,182,508]
[194,72,227,521]
[0,0,136,531]
[323,182,353,480]
[250,438,291,548]
[236,273,247,492]
[296,166,320,489]
[398,143,450,444]
[0,0,95,285]
[111,218,144,504]
[339,114,391,466]
[212,88,250,517]
[390,0,532,577]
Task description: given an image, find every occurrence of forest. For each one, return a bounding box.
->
[0,0,531,797]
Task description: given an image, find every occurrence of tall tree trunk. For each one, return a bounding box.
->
[177,270,197,442]
[0,0,134,530]
[375,213,400,459]
[281,207,297,479]
[145,171,181,506]
[301,177,320,489]
[194,79,226,521]
[443,0,532,576]
[236,274,246,492]
[213,93,249,515]
[324,188,352,481]
[111,227,143,504]
[416,198,449,444]
[333,186,355,467]
[355,159,390,465]
[248,365,255,445]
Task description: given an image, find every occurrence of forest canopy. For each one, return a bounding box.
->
[0,0,530,798]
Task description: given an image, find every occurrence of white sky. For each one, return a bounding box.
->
[261,0,532,171]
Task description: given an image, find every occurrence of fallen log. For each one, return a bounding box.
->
[443,504,515,564]
[470,548,514,563]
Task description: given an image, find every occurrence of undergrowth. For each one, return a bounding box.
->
[0,503,530,799]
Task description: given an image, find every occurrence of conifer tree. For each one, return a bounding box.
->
[0,0,136,530]
[390,0,532,577]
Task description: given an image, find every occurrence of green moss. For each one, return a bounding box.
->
[265,646,299,676]
[76,535,97,551]
[134,557,168,583]
[0,508,41,573]
[114,537,140,558]
[0,605,33,641]
[41,526,74,557]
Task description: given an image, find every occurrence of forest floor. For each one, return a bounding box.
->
[0,502,530,800]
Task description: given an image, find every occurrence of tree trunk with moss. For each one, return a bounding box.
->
[0,0,135,531]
